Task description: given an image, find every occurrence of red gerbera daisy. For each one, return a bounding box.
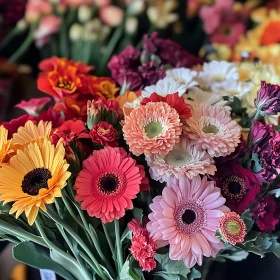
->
[141,92,191,120]
[74,147,148,223]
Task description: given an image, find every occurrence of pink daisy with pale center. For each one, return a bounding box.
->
[183,103,241,157]
[146,138,216,182]
[147,176,229,268]
[123,102,182,156]
[74,147,148,223]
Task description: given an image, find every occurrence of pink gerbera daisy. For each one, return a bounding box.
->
[183,103,241,157]
[146,138,216,182]
[74,147,148,223]
[147,176,229,268]
[123,102,182,156]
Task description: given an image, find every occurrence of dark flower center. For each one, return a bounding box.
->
[222,175,246,202]
[99,173,120,194]
[182,209,196,225]
[21,168,52,196]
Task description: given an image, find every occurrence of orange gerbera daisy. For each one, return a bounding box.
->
[0,126,13,163]
[0,138,70,225]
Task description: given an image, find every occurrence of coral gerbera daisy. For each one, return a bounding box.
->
[123,102,182,156]
[147,176,229,268]
[0,139,70,225]
[74,147,148,223]
[146,138,216,182]
[0,126,13,163]
[183,103,241,157]
[12,120,52,150]
[219,212,246,245]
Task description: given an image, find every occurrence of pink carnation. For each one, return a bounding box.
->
[15,97,51,116]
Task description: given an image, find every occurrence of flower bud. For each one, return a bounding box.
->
[16,19,27,31]
[69,23,83,41]
[125,17,138,35]
[127,0,145,16]
[78,5,92,23]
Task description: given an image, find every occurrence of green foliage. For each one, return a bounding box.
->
[251,153,263,174]
[120,257,144,280]
[215,244,249,262]
[230,96,252,128]
[241,210,254,233]
[13,241,75,280]
[154,253,201,280]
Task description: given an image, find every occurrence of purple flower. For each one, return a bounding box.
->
[251,121,280,183]
[138,61,165,87]
[251,195,280,232]
[143,33,203,68]
[254,81,280,116]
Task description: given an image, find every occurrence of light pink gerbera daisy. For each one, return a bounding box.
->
[147,176,229,268]
[146,138,216,182]
[74,147,148,223]
[183,103,241,157]
[123,102,182,156]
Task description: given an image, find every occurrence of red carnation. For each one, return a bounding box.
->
[128,219,156,272]
[141,92,191,119]
[251,195,280,232]
[90,121,118,147]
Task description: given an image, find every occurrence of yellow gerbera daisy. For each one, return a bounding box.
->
[11,120,52,151]
[0,126,13,163]
[0,138,70,225]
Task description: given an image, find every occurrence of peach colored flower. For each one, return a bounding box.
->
[123,102,182,156]
[35,15,62,47]
[25,0,52,22]
[100,5,124,27]
[63,0,94,7]
[183,103,241,157]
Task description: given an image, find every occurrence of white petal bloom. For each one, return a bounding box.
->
[166,67,198,89]
[141,76,187,98]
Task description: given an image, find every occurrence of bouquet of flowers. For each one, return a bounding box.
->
[1,38,280,280]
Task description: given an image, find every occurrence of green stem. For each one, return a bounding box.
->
[8,24,36,63]
[35,218,91,280]
[60,196,84,229]
[102,223,114,256]
[0,27,21,52]
[47,206,108,280]
[98,25,123,75]
[114,220,123,274]
[0,220,46,247]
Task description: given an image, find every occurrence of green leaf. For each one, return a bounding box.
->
[121,226,132,242]
[269,188,280,198]
[13,242,75,280]
[155,253,190,278]
[132,208,143,222]
[268,234,280,257]
[0,201,12,213]
[188,268,201,280]
[251,153,263,174]
[216,244,249,262]
[120,257,142,280]
[50,249,87,280]
[241,210,254,232]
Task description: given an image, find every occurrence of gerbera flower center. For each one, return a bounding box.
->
[145,121,163,139]
[202,125,219,134]
[212,75,225,82]
[226,220,241,235]
[174,199,207,236]
[57,77,74,90]
[165,149,192,167]
[98,173,120,194]
[182,209,196,225]
[221,175,246,201]
[21,168,52,196]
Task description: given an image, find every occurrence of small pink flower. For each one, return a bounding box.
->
[100,5,124,27]
[35,15,62,47]
[94,0,111,7]
[63,0,94,7]
[15,97,51,116]
[25,0,52,22]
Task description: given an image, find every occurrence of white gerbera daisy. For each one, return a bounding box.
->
[166,68,198,89]
[212,80,254,98]
[185,87,231,111]
[123,96,143,117]
[198,61,239,89]
[146,138,216,182]
[141,76,187,98]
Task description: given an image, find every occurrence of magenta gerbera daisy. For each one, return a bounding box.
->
[183,103,241,157]
[146,138,216,182]
[147,176,229,268]
[123,102,182,156]
[74,147,148,223]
